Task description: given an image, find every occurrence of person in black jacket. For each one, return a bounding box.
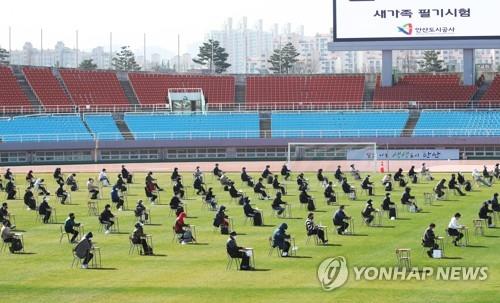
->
[401,187,421,212]
[299,189,315,211]
[296,173,309,192]
[242,197,263,225]
[272,192,287,216]
[361,175,374,196]
[115,174,127,192]
[226,231,252,270]
[169,194,183,211]
[229,182,243,199]
[121,165,133,183]
[193,176,206,196]
[394,168,407,187]
[362,200,376,225]
[490,193,500,212]
[422,223,440,258]
[56,184,69,204]
[26,170,35,188]
[434,179,447,200]
[272,175,286,195]
[333,205,350,235]
[448,174,465,196]
[241,167,254,187]
[324,181,337,205]
[53,168,64,186]
[5,180,17,200]
[317,169,329,187]
[213,163,223,178]
[281,164,291,181]
[23,188,37,210]
[254,178,269,200]
[334,166,343,182]
[38,197,52,224]
[408,166,418,183]
[494,163,500,179]
[382,193,397,220]
[145,172,163,191]
[262,165,273,181]
[99,204,115,234]
[341,178,356,199]
[66,173,78,191]
[0,202,15,229]
[205,188,217,210]
[213,205,230,234]
[479,201,495,227]
[305,212,327,244]
[131,223,153,255]
[134,200,149,224]
[483,166,494,184]
[173,177,185,199]
[4,168,13,181]
[171,168,181,183]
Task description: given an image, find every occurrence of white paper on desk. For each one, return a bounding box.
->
[245,250,253,257]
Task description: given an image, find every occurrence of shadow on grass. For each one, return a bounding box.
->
[144,224,163,227]
[89,267,118,271]
[257,225,277,228]
[442,256,463,260]
[345,234,369,237]
[322,243,342,247]
[283,217,304,220]
[465,245,488,248]
[189,243,210,246]
[313,210,328,213]
[14,252,36,255]
[483,235,500,238]
[371,226,396,229]
[396,218,411,221]
[110,232,130,235]
[249,268,272,272]
[13,229,27,233]
[149,254,167,257]
[288,255,313,259]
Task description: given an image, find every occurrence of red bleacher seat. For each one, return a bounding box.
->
[23,67,72,107]
[373,74,476,106]
[0,65,31,107]
[59,69,129,106]
[245,75,365,104]
[481,74,500,102]
[129,73,235,105]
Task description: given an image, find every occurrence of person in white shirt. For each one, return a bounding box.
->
[447,213,464,246]
[421,163,434,181]
[34,178,50,195]
[98,169,110,187]
[472,169,491,187]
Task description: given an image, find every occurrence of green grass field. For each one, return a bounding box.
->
[0,171,499,303]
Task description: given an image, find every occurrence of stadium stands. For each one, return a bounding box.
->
[271,111,409,138]
[84,114,124,140]
[414,110,500,136]
[123,112,260,139]
[245,75,365,105]
[0,65,31,107]
[0,114,93,142]
[23,67,72,107]
[129,73,235,105]
[481,74,500,101]
[59,69,130,106]
[373,74,476,106]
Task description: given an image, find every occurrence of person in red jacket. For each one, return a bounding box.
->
[174,212,195,244]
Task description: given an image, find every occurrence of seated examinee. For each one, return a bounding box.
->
[193,166,203,181]
[99,204,115,234]
[111,185,124,210]
[5,179,17,200]
[121,165,133,183]
[193,175,207,196]
[74,232,94,269]
[205,188,218,210]
[145,172,163,191]
[305,212,327,244]
[382,174,393,191]
[350,164,361,180]
[317,169,329,187]
[408,165,417,183]
[66,173,78,191]
[272,175,286,195]
[174,211,195,244]
[272,223,291,257]
[171,167,181,183]
[281,164,291,181]
[421,163,434,181]
[173,177,185,199]
[447,213,464,246]
[482,165,494,184]
[34,178,50,196]
[254,178,269,199]
[448,174,466,196]
[1,220,22,253]
[334,166,343,182]
[26,170,35,187]
[333,205,350,235]
[169,194,183,211]
[272,192,287,216]
[381,192,396,218]
[262,165,273,183]
[38,197,52,224]
[56,183,69,204]
[491,193,500,212]
[242,197,263,225]
[213,163,223,178]
[473,169,491,187]
[361,175,374,196]
[64,213,81,243]
[4,168,13,181]
[434,179,447,200]
[341,178,355,196]
[324,181,337,204]
[299,189,315,211]
[134,200,149,224]
[145,181,158,204]
[401,187,422,212]
[53,168,65,186]
[213,205,230,234]
[494,163,500,179]
[131,223,153,255]
[296,173,309,192]
[229,182,243,199]
[422,223,440,258]
[0,203,15,229]
[362,199,376,225]
[116,174,127,192]
[479,201,495,228]
[226,231,253,270]
[23,188,37,210]
[87,178,100,200]
[241,167,254,187]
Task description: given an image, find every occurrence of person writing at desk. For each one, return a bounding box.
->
[305,212,328,245]
[226,231,253,270]
[272,223,292,257]
[448,213,465,246]
[74,232,94,269]
[422,223,440,258]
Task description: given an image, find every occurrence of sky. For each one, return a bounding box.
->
[0,0,333,56]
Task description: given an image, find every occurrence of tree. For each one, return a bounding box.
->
[79,59,97,70]
[193,39,231,74]
[268,42,300,74]
[112,46,141,71]
[418,50,447,72]
[0,47,10,65]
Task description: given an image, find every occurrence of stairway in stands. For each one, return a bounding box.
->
[259,112,272,138]
[401,109,421,137]
[470,80,491,107]
[235,75,246,103]
[11,65,42,109]
[119,76,140,105]
[113,114,135,140]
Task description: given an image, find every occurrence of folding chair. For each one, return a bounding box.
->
[226,253,241,271]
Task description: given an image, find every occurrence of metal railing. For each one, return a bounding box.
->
[2,128,500,143]
[2,101,500,116]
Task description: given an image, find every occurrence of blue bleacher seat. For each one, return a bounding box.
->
[271,111,410,138]
[123,112,260,140]
[413,110,500,137]
[0,114,93,142]
[84,114,124,140]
